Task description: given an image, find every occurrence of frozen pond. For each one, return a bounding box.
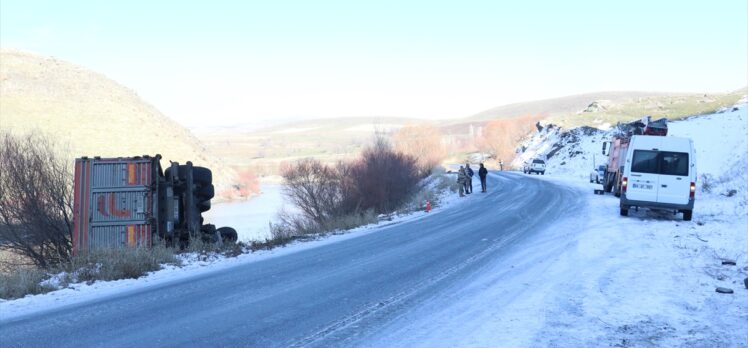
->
[203,185,288,242]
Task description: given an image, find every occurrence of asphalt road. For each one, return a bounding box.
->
[0,172,583,347]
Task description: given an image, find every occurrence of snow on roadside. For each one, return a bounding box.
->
[469,101,748,346]
[376,175,747,347]
[0,173,465,321]
[529,178,748,347]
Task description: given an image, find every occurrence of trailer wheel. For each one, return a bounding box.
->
[217,227,238,243]
[683,210,693,221]
[620,206,629,216]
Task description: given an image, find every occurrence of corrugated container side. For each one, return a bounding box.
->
[72,157,156,254]
[89,224,152,249]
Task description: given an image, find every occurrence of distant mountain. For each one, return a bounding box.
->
[466,91,678,121]
[199,88,745,177]
[0,49,235,191]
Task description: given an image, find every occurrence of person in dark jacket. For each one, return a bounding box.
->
[478,163,488,192]
[465,163,474,194]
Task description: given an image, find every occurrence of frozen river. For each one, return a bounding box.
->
[203,185,287,242]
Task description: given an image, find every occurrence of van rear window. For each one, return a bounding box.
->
[631,150,689,176]
[631,150,658,174]
[660,152,689,176]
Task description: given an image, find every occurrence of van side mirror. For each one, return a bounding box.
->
[602,142,608,155]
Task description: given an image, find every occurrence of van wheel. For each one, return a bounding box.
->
[683,210,693,221]
[620,206,629,216]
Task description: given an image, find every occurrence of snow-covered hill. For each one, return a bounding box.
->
[494,100,748,346]
[514,97,748,214]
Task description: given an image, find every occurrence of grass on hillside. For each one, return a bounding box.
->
[551,91,745,128]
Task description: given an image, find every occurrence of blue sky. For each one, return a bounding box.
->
[1,0,747,126]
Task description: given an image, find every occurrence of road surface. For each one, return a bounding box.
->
[0,172,583,347]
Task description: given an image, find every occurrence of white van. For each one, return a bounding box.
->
[619,135,696,221]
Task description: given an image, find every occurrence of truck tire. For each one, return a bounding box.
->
[197,184,215,200]
[165,166,176,179]
[604,173,614,193]
[683,210,693,221]
[217,227,238,243]
[620,206,629,216]
[192,166,212,185]
[170,165,212,185]
[200,223,216,235]
[541,171,545,175]
[198,200,211,212]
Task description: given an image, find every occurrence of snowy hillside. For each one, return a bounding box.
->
[514,98,748,213]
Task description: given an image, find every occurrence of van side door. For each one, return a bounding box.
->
[656,151,690,205]
[627,150,659,202]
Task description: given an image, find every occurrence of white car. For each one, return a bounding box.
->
[527,159,546,175]
[619,135,696,221]
[590,165,606,183]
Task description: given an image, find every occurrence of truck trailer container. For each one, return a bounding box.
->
[72,155,235,254]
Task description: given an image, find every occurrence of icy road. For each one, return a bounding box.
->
[1,173,582,347]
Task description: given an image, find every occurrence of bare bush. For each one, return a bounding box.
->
[700,173,714,193]
[393,124,447,175]
[281,158,344,225]
[279,136,420,236]
[0,132,73,269]
[348,137,420,214]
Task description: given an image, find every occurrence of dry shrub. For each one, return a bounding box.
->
[0,132,73,269]
[235,170,260,198]
[393,124,447,174]
[219,169,261,201]
[0,266,56,299]
[281,158,344,225]
[478,114,544,162]
[64,244,177,283]
[278,136,420,236]
[348,138,420,214]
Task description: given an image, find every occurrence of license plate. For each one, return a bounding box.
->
[632,183,653,190]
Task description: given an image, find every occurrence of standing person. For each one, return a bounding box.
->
[457,166,467,197]
[478,163,488,192]
[465,163,474,194]
[499,160,504,171]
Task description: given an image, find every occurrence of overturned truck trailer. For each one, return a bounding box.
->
[72,155,236,254]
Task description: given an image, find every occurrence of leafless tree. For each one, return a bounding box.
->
[0,132,73,268]
[280,158,343,225]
